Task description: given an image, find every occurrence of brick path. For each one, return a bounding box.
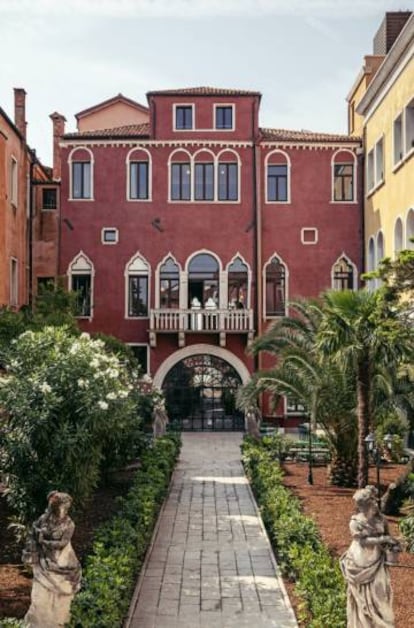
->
[125,433,298,628]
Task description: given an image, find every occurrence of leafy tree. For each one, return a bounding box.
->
[317,289,413,488]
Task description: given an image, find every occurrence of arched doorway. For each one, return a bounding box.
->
[162,354,244,431]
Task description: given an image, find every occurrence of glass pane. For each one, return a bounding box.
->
[83,162,91,198]
[182,164,191,200]
[138,163,148,199]
[278,178,287,201]
[267,176,277,201]
[72,274,91,316]
[189,253,219,274]
[171,164,180,200]
[130,163,138,198]
[218,164,227,200]
[205,164,214,200]
[72,162,82,198]
[228,164,238,200]
[129,275,148,316]
[195,164,204,200]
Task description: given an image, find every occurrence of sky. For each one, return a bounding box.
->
[1,0,412,165]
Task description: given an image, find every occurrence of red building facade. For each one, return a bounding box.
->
[54,88,362,429]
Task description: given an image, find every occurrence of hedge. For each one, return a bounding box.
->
[68,433,181,628]
[241,438,346,628]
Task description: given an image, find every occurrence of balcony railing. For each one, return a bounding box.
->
[149,308,254,347]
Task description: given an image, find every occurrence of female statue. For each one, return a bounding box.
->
[23,491,81,628]
[340,485,400,628]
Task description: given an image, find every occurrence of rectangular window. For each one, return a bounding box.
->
[10,258,18,306]
[175,106,193,130]
[405,99,414,154]
[267,165,288,201]
[367,149,374,191]
[218,163,238,201]
[102,228,118,244]
[128,275,148,317]
[72,274,91,317]
[215,106,233,130]
[160,278,180,308]
[171,163,191,200]
[375,138,384,183]
[42,188,57,210]
[394,114,403,164]
[130,162,149,199]
[286,398,305,414]
[194,163,214,200]
[10,157,18,206]
[72,162,91,199]
[333,164,354,201]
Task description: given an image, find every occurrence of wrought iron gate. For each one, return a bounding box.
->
[162,354,244,431]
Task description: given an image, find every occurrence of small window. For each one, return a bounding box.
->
[367,149,374,191]
[160,257,180,309]
[72,274,91,317]
[267,165,288,202]
[228,257,248,309]
[333,164,354,201]
[194,163,214,201]
[171,163,191,200]
[72,161,91,199]
[375,138,384,183]
[286,398,305,414]
[265,257,286,317]
[332,257,354,291]
[102,228,118,244]
[175,106,193,130]
[128,276,148,317]
[42,188,57,210]
[405,98,414,154]
[215,106,233,130]
[394,114,403,164]
[130,162,149,200]
[301,228,318,245]
[10,258,18,306]
[10,157,18,206]
[218,163,238,201]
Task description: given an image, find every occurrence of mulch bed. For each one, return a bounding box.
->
[0,475,133,619]
[281,462,414,628]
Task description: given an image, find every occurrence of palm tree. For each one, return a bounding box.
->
[238,300,358,486]
[317,289,413,488]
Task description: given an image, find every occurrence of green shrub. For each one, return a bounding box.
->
[241,438,346,627]
[69,434,181,628]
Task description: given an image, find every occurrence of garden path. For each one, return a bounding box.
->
[125,433,298,628]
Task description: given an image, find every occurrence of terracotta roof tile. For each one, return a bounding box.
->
[260,127,360,143]
[146,86,261,97]
[63,123,150,139]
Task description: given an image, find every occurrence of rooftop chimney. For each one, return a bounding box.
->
[14,88,27,140]
[49,112,66,180]
[373,11,412,55]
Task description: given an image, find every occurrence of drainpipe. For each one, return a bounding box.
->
[28,149,35,309]
[253,137,262,373]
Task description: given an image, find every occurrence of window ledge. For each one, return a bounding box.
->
[366,178,385,199]
[127,198,151,202]
[265,200,291,205]
[329,200,357,205]
[68,197,95,202]
[392,147,414,173]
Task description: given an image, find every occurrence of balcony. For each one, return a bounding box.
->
[149,308,254,347]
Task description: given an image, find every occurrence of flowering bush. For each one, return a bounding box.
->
[0,327,149,523]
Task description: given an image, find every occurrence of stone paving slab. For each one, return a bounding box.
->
[125,433,298,628]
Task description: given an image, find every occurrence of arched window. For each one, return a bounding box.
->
[125,254,150,318]
[394,218,403,256]
[227,256,248,309]
[193,149,215,201]
[217,150,239,201]
[160,257,180,309]
[407,209,414,250]
[68,252,94,317]
[68,147,93,200]
[169,149,192,201]
[265,256,286,317]
[265,150,290,203]
[377,231,385,264]
[332,255,355,290]
[188,253,219,307]
[127,148,151,200]
[332,149,356,202]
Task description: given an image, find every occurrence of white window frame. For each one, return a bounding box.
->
[225,253,252,309]
[331,149,357,204]
[173,103,195,131]
[213,103,236,131]
[126,147,152,201]
[331,253,357,291]
[265,150,291,204]
[101,228,119,245]
[67,251,94,320]
[393,112,403,166]
[301,228,318,245]
[366,136,384,195]
[68,147,94,201]
[125,252,151,319]
[216,148,241,204]
[155,253,182,309]
[404,97,414,156]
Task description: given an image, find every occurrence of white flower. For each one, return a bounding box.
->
[80,332,90,340]
[98,400,108,410]
[142,374,152,384]
[118,390,129,398]
[77,378,89,389]
[69,342,81,354]
[91,358,100,368]
[106,368,119,379]
[106,392,117,400]
[39,382,52,394]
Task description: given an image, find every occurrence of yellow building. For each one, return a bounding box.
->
[348,11,413,279]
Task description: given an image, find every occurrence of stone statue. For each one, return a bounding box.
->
[246,405,262,440]
[22,491,82,628]
[152,402,169,438]
[340,485,401,628]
